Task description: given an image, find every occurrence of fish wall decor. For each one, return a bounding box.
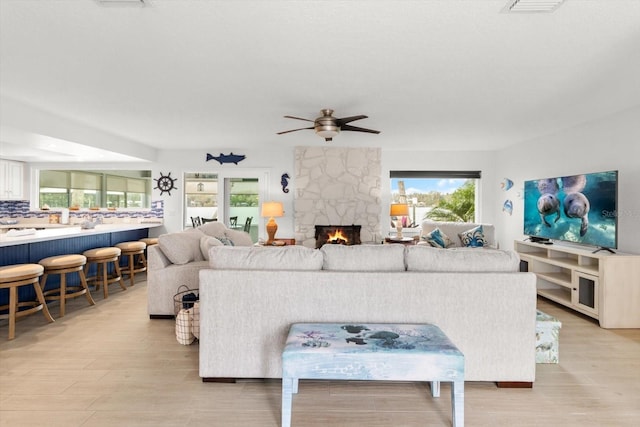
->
[206,152,246,165]
[503,199,513,215]
[501,178,514,191]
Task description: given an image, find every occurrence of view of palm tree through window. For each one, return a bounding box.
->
[391,177,477,225]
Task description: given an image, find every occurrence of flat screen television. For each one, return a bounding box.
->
[523,170,618,251]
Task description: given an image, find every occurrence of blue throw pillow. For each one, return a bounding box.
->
[217,236,235,246]
[459,225,486,247]
[422,227,453,249]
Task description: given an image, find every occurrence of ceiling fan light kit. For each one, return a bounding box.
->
[314,109,340,141]
[278,108,380,142]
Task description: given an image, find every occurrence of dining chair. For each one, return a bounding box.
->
[243,217,253,233]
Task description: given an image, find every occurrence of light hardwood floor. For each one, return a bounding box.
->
[1,276,639,427]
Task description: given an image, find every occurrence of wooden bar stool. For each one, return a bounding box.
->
[0,264,55,340]
[116,241,147,287]
[83,247,126,299]
[39,254,96,317]
[140,237,158,247]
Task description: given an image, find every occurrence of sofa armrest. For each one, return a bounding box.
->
[148,244,172,270]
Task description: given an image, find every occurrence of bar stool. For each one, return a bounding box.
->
[83,247,126,299]
[140,237,158,247]
[0,264,55,340]
[116,241,147,287]
[39,254,96,317]
[139,237,157,269]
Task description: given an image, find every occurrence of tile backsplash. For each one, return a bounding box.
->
[0,200,164,221]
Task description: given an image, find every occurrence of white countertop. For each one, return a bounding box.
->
[0,223,162,247]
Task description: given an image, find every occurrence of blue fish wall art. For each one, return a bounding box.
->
[501,178,514,191]
[206,152,246,165]
[503,199,513,215]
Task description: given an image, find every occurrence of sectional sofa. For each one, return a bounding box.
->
[148,221,537,384]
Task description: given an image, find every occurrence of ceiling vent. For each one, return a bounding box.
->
[503,0,567,13]
[96,0,147,6]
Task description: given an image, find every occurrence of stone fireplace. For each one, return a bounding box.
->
[314,225,362,249]
[294,147,381,248]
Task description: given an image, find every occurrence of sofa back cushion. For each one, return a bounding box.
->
[198,222,253,246]
[200,236,225,261]
[158,229,206,265]
[224,229,253,246]
[321,244,406,271]
[406,245,520,272]
[208,246,323,270]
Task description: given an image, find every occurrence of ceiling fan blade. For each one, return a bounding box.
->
[283,115,315,123]
[341,124,380,134]
[337,115,368,125]
[277,126,315,135]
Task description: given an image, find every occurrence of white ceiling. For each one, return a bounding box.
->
[1,0,639,162]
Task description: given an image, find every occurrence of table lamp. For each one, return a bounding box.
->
[261,201,284,245]
[390,203,409,239]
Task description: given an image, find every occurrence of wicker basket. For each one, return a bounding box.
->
[174,286,199,345]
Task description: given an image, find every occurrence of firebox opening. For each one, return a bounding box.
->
[315,225,362,249]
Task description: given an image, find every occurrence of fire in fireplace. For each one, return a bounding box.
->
[315,225,362,249]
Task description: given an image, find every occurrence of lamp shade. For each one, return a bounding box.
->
[261,201,284,218]
[389,203,409,217]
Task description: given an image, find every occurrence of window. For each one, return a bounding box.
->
[38,170,151,209]
[390,170,480,225]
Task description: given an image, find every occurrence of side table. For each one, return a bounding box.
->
[384,236,417,245]
[262,238,296,246]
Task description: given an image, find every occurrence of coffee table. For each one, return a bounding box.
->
[281,322,464,427]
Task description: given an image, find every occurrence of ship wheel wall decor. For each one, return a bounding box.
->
[154,172,178,196]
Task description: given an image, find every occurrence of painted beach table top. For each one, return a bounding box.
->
[281,323,465,427]
[282,322,464,381]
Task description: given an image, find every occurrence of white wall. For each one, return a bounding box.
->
[494,107,640,254]
[151,148,295,239]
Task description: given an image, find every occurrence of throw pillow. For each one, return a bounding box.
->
[158,229,206,265]
[217,236,235,246]
[421,227,453,249]
[200,236,224,261]
[198,221,229,238]
[459,225,486,247]
[224,228,253,246]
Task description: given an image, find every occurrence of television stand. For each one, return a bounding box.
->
[593,247,615,254]
[515,240,640,328]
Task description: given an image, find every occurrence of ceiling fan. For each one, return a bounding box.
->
[277,109,380,142]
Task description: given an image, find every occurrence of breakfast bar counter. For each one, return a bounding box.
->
[0,223,162,248]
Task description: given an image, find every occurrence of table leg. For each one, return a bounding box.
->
[430,381,440,397]
[292,378,299,394]
[282,377,294,427]
[451,380,465,427]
